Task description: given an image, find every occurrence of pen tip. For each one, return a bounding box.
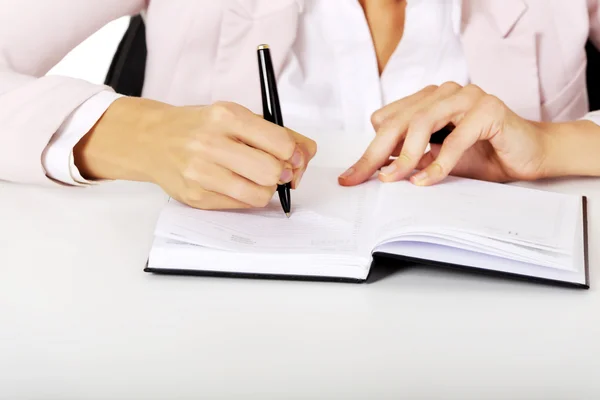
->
[257,44,270,50]
[285,212,291,218]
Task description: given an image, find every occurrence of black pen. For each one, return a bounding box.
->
[257,44,291,218]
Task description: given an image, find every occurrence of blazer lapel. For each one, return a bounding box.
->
[460,0,542,121]
[479,0,527,38]
[211,0,303,113]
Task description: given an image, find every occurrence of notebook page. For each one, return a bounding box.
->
[148,237,371,279]
[373,175,580,255]
[153,167,378,256]
[375,231,573,270]
[374,201,586,285]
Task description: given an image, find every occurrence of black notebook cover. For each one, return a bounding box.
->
[145,197,589,288]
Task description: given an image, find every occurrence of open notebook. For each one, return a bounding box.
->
[145,166,589,288]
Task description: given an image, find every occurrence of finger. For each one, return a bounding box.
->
[188,161,277,208]
[415,148,439,170]
[379,84,485,182]
[339,83,466,187]
[279,161,294,185]
[414,144,498,181]
[207,136,292,188]
[370,85,439,129]
[290,130,318,162]
[341,115,432,186]
[409,96,502,186]
[426,84,488,127]
[213,102,298,162]
[337,129,403,186]
[287,129,317,171]
[381,158,396,168]
[289,132,318,189]
[371,82,467,131]
[178,190,253,210]
[391,138,405,157]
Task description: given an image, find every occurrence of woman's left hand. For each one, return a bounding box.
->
[338,82,551,187]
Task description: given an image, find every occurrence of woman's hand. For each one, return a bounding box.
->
[74,97,317,210]
[338,82,554,187]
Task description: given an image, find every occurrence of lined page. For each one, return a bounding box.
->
[154,167,378,256]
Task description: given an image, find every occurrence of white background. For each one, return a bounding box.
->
[47,17,129,84]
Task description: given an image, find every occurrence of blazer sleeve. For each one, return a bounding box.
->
[0,0,146,185]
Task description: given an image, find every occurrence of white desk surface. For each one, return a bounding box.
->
[1,175,599,400]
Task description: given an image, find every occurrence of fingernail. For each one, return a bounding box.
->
[290,149,303,168]
[339,167,355,179]
[379,164,397,176]
[280,168,293,183]
[411,170,428,185]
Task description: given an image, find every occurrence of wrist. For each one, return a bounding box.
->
[539,119,600,179]
[74,96,172,183]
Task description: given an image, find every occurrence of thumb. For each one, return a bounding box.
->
[288,131,317,189]
[338,155,384,186]
[289,129,317,162]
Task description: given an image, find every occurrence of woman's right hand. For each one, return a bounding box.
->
[74,97,317,210]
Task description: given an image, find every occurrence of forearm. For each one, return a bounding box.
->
[543,120,600,178]
[0,0,146,184]
[73,96,171,183]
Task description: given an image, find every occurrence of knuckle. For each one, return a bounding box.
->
[248,187,274,208]
[280,138,296,161]
[206,101,236,124]
[438,81,462,92]
[464,84,484,95]
[371,110,387,127]
[423,84,439,93]
[432,161,449,176]
[213,100,237,110]
[257,187,275,207]
[483,95,507,121]
[181,161,201,184]
[305,138,318,158]
[228,181,251,204]
[399,150,418,164]
[181,188,208,208]
[259,161,283,187]
[308,140,319,159]
[477,95,506,119]
[411,109,428,121]
[180,163,212,208]
[228,180,273,208]
[479,94,503,108]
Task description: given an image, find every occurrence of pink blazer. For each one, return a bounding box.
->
[1,0,599,185]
